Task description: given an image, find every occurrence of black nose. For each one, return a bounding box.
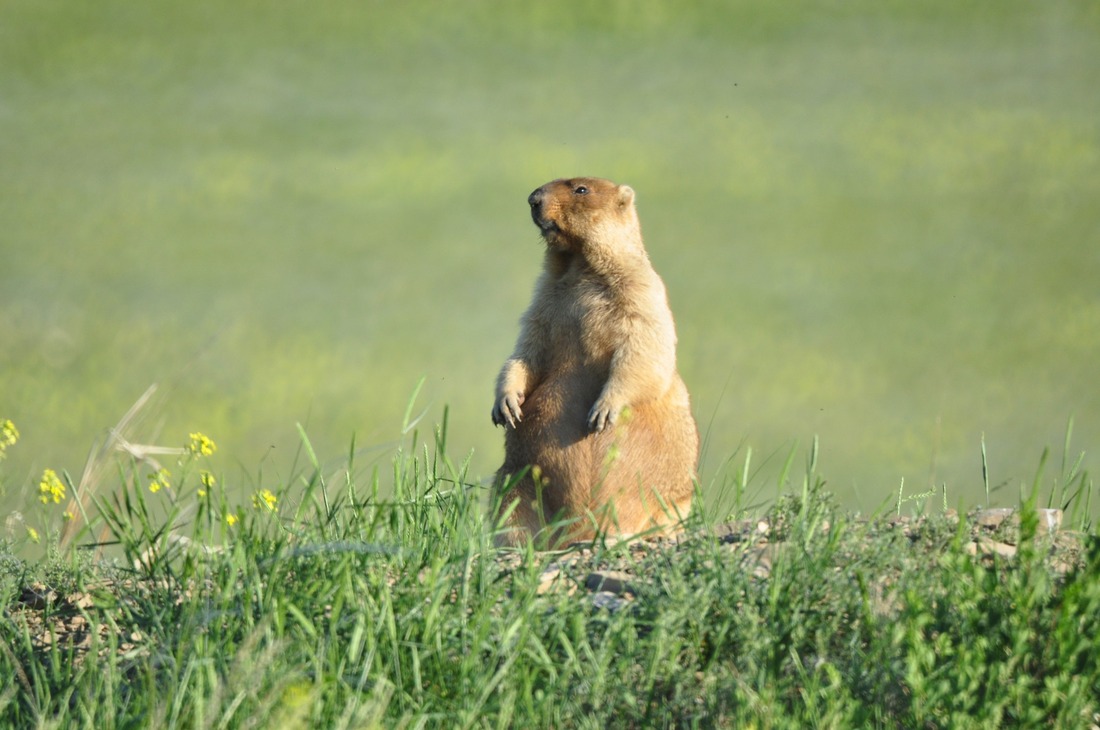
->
[528,188,543,208]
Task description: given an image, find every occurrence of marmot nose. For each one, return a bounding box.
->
[528,189,543,208]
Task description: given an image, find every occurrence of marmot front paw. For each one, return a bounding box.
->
[492,393,525,428]
[587,397,619,433]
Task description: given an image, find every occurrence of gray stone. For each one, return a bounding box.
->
[584,571,638,596]
[589,591,630,612]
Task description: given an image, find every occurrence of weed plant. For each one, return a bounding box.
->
[0,407,1097,728]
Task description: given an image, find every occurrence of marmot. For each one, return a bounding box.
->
[491,177,699,547]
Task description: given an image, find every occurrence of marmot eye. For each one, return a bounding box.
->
[573,185,589,195]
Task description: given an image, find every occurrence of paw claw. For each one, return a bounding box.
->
[587,402,617,433]
[493,393,525,429]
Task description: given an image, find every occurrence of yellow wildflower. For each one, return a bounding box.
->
[38,469,66,504]
[26,526,40,544]
[0,419,18,457]
[252,489,278,512]
[198,470,216,497]
[225,513,238,527]
[148,468,171,493]
[187,432,217,456]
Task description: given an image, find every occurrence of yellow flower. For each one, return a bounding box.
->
[38,469,66,504]
[0,419,17,459]
[187,432,217,456]
[26,526,40,544]
[198,470,216,497]
[225,513,238,527]
[148,468,171,493]
[1,419,17,445]
[252,489,278,512]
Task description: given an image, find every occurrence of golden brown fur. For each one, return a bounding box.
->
[491,177,699,547]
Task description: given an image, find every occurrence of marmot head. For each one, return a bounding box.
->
[528,177,639,251]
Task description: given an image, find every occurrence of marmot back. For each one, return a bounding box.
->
[491,177,699,547]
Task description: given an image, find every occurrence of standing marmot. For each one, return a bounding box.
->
[491,177,699,547]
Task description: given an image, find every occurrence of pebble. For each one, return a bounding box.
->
[584,571,637,596]
[965,538,1017,559]
[589,591,630,612]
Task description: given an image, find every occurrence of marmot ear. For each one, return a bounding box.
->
[617,185,635,207]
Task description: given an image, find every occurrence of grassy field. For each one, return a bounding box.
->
[0,415,1097,727]
[2,0,1098,521]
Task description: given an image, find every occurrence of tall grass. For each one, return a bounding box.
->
[1,403,1097,727]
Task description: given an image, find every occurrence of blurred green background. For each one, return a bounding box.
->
[2,0,1098,517]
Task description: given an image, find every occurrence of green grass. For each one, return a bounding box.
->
[2,0,1099,517]
[2,3,1099,720]
[0,409,1097,727]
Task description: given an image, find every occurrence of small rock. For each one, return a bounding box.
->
[589,591,629,612]
[537,564,566,595]
[1036,509,1062,534]
[584,571,638,596]
[69,593,94,610]
[965,538,1017,559]
[976,508,1016,529]
[19,583,56,610]
[742,544,785,579]
[710,521,751,544]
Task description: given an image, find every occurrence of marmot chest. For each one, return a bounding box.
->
[543,276,621,367]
